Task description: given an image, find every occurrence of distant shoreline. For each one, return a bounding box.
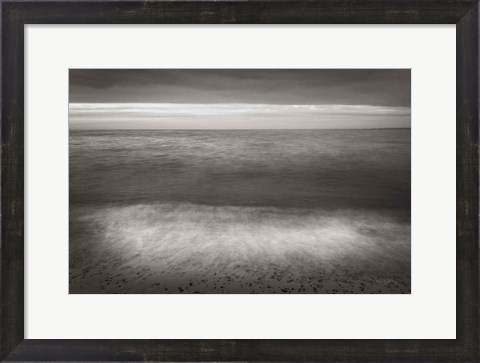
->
[69,127,412,132]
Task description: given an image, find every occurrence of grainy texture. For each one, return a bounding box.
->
[1,0,479,361]
[1,0,479,24]
[1,2,24,360]
[456,1,479,357]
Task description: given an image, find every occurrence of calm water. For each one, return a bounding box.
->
[69,129,411,294]
[70,129,410,210]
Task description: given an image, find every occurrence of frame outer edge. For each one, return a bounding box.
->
[0,0,479,361]
[1,2,25,361]
[456,0,480,360]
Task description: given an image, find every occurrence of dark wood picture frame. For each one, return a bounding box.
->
[2,1,478,361]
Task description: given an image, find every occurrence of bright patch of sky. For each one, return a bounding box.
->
[69,103,411,130]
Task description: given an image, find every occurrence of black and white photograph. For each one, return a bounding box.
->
[69,69,411,294]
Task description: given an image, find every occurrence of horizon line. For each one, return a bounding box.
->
[69,102,411,108]
[69,127,412,131]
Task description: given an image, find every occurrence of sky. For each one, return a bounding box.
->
[69,69,411,130]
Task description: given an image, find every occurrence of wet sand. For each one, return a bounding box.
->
[70,266,410,294]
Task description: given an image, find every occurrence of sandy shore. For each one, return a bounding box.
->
[70,266,409,294]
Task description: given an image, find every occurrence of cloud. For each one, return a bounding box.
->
[69,103,411,130]
[69,69,411,107]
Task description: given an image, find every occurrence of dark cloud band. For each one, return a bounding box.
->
[69,69,411,107]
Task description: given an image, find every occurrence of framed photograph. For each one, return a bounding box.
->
[2,1,478,361]
[68,69,411,295]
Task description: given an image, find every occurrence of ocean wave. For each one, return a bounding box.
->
[69,203,410,294]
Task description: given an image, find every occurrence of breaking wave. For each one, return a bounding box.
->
[69,203,410,294]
